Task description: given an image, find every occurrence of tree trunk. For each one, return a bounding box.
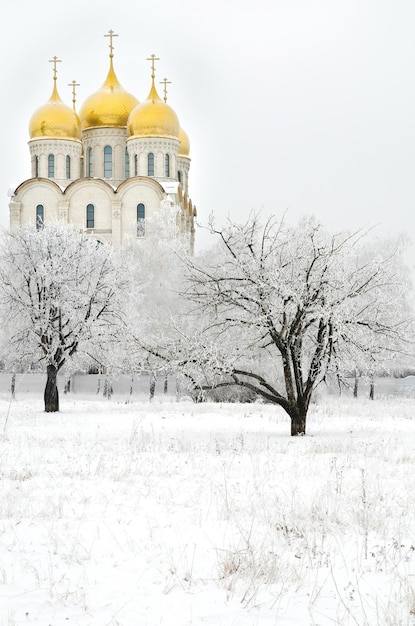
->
[369,377,374,400]
[129,374,134,399]
[11,373,16,399]
[44,364,59,412]
[103,376,113,399]
[64,377,71,394]
[149,372,156,402]
[353,372,359,398]
[291,411,306,436]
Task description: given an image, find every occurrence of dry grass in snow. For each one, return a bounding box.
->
[1,392,415,625]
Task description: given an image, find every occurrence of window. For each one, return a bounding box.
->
[148,152,154,176]
[87,147,93,177]
[104,145,112,178]
[177,170,182,183]
[125,148,130,178]
[35,156,39,178]
[48,154,54,178]
[86,204,95,229]
[165,154,170,177]
[137,203,145,220]
[36,205,44,230]
[134,154,138,177]
[137,203,145,237]
[66,155,71,179]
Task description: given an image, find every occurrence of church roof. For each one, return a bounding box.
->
[27,35,190,150]
[29,57,81,141]
[178,127,190,157]
[78,56,139,129]
[127,78,180,140]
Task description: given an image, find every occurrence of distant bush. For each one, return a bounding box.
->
[201,385,259,404]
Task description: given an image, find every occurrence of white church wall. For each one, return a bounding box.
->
[82,127,128,185]
[66,181,114,232]
[118,180,165,240]
[177,157,190,195]
[127,137,180,179]
[18,182,62,227]
[29,138,82,182]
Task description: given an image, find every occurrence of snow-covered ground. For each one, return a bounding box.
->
[1,388,415,625]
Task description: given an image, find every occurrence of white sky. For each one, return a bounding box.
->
[2,0,415,264]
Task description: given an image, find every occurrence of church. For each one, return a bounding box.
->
[8,31,196,251]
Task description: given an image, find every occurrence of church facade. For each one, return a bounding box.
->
[8,32,196,250]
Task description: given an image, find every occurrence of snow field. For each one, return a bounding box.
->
[1,394,415,625]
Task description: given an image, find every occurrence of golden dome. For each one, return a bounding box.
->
[79,57,139,129]
[128,79,180,139]
[178,127,190,157]
[29,81,81,140]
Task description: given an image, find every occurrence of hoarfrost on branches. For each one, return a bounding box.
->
[179,213,413,435]
[0,222,127,412]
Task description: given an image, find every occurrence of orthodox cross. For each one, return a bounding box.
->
[160,77,171,103]
[68,80,80,112]
[49,56,62,81]
[147,53,160,79]
[105,29,118,57]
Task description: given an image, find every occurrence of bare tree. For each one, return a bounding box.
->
[181,214,413,435]
[0,223,126,412]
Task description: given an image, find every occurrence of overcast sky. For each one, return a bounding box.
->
[2,0,415,265]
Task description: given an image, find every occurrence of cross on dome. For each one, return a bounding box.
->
[160,77,171,103]
[49,56,62,81]
[146,53,160,79]
[68,79,80,112]
[104,29,118,58]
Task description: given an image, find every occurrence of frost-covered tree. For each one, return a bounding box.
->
[181,214,413,435]
[0,223,126,412]
[120,205,191,388]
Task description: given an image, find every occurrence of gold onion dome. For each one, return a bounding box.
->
[79,56,139,129]
[178,127,190,156]
[29,79,81,140]
[128,78,180,139]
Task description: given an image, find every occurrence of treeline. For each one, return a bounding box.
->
[0,212,412,435]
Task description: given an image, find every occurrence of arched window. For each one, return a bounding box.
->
[86,204,95,229]
[134,154,138,177]
[137,203,145,220]
[137,203,145,237]
[104,145,112,178]
[125,148,130,178]
[148,152,154,177]
[177,170,182,183]
[48,154,54,178]
[87,147,93,177]
[36,205,44,230]
[165,154,170,177]
[66,155,71,179]
[35,156,39,178]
